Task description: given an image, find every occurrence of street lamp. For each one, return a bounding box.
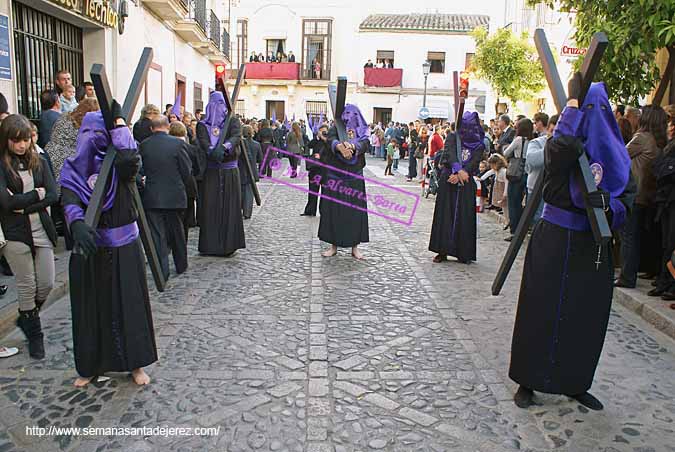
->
[422,61,431,108]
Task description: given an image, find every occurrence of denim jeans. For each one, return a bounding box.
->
[528,188,544,225]
[620,204,644,285]
[507,175,527,234]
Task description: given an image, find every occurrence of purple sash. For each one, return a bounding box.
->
[542,203,590,232]
[207,161,239,170]
[96,222,139,248]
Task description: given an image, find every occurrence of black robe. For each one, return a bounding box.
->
[509,134,636,395]
[63,182,157,378]
[318,128,369,247]
[428,132,482,262]
[196,119,245,255]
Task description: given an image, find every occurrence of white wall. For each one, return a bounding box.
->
[231,0,497,122]
[115,3,218,122]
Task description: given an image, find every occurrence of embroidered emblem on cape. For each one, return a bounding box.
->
[212,127,220,137]
[87,173,98,190]
[590,162,603,186]
[462,149,470,162]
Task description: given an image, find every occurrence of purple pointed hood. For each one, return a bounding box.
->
[59,111,118,210]
[200,91,228,148]
[171,92,182,121]
[342,104,369,141]
[566,82,630,208]
[459,111,485,152]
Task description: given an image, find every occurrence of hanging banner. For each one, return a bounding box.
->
[0,15,10,80]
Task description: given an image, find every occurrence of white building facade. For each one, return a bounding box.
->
[0,0,230,123]
[226,0,494,124]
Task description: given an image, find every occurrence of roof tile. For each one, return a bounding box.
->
[359,13,489,33]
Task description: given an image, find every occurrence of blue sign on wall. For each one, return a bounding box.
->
[0,15,10,80]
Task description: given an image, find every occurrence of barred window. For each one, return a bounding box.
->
[306,101,327,124]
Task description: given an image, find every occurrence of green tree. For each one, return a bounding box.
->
[529,0,675,105]
[470,27,546,111]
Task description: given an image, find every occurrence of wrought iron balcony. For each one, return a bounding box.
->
[222,29,231,61]
[189,0,208,35]
[208,10,220,47]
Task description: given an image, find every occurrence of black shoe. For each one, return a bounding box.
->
[0,256,13,276]
[16,307,45,359]
[661,291,675,301]
[0,285,7,296]
[300,213,315,216]
[514,386,534,408]
[504,236,513,242]
[614,279,635,289]
[638,272,658,280]
[568,392,603,411]
[503,223,510,231]
[648,287,666,297]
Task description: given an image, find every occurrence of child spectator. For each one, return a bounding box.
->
[393,141,400,171]
[483,154,508,213]
[60,85,77,114]
[385,139,396,176]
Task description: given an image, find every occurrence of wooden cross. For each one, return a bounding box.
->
[328,77,348,142]
[491,30,611,296]
[452,70,466,164]
[219,64,261,206]
[86,47,166,292]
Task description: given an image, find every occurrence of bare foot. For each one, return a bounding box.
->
[74,376,93,387]
[351,247,364,260]
[321,246,337,257]
[132,368,150,385]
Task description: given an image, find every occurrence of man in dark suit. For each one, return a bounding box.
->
[495,114,515,154]
[139,115,193,280]
[38,89,61,149]
[301,124,329,216]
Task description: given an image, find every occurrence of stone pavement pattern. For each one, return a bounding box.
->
[0,157,674,452]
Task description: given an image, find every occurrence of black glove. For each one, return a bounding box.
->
[114,151,141,181]
[71,220,97,256]
[568,71,583,102]
[111,99,124,123]
[585,188,610,210]
[211,145,226,162]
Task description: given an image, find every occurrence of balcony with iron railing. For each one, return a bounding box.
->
[170,0,229,62]
[221,28,230,61]
[190,0,208,35]
[143,0,188,21]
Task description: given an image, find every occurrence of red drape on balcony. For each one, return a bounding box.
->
[245,63,299,80]
[364,68,402,87]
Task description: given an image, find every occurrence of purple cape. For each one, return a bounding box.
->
[200,91,228,149]
[59,111,118,211]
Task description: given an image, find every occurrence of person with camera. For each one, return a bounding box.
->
[301,124,329,217]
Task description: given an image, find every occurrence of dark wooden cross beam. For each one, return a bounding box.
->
[328,77,348,142]
[452,70,466,161]
[491,30,611,296]
[86,47,166,292]
[219,64,261,206]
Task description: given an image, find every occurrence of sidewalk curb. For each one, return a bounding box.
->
[613,285,675,340]
[481,208,675,341]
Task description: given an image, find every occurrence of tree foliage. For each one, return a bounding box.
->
[469,27,546,104]
[529,0,675,104]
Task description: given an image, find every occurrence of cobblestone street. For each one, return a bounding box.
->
[1,156,674,452]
